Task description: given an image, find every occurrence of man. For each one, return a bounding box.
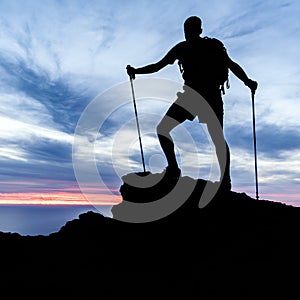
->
[126,16,257,190]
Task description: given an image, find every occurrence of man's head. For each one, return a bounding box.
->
[184,16,202,40]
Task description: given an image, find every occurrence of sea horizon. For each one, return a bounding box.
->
[0,204,113,236]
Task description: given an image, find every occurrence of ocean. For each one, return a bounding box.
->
[0,205,113,236]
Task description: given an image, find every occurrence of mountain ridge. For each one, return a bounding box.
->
[0,175,299,298]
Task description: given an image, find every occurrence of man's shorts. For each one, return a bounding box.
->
[165,102,195,123]
[165,87,224,125]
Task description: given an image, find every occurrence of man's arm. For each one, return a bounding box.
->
[227,57,258,93]
[126,43,181,79]
[127,57,170,79]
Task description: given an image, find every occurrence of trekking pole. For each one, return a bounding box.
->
[251,86,259,200]
[129,76,146,173]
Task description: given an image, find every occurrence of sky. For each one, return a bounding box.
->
[0,0,300,233]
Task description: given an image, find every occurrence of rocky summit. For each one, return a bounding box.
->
[0,173,299,299]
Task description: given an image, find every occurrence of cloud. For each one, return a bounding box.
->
[0,0,299,209]
[227,123,300,158]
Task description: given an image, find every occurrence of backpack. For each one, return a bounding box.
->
[178,36,230,94]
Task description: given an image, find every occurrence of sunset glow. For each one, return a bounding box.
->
[0,192,122,206]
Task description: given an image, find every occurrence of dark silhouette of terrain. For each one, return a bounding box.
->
[0,174,299,298]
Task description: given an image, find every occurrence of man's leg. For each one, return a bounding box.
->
[206,121,231,189]
[156,114,182,172]
[156,92,193,177]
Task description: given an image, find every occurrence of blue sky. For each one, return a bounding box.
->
[0,0,300,224]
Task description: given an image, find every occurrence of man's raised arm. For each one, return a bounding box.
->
[126,57,171,79]
[227,57,258,93]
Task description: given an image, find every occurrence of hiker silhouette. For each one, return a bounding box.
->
[127,16,257,190]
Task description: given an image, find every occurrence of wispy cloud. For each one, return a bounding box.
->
[0,0,299,211]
